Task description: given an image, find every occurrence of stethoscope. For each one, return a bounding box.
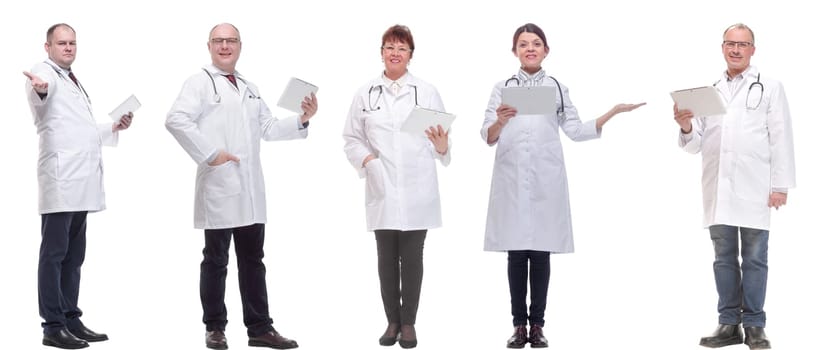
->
[714,73,763,110]
[505,75,565,117]
[362,84,418,112]
[202,68,260,103]
[45,61,90,102]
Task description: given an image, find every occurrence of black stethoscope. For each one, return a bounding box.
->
[714,73,763,110]
[363,84,418,112]
[202,68,259,103]
[45,61,90,102]
[505,75,565,117]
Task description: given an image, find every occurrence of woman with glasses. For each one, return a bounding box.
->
[480,23,644,349]
[342,24,450,349]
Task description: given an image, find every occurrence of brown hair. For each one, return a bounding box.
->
[512,23,548,52]
[381,25,414,57]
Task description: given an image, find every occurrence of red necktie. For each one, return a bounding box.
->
[68,71,79,87]
[224,74,237,88]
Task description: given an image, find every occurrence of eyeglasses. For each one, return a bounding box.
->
[382,46,411,54]
[211,37,240,45]
[722,41,753,49]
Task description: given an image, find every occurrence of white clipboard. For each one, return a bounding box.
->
[400,106,456,137]
[108,94,141,121]
[501,86,556,115]
[670,86,726,117]
[276,77,318,114]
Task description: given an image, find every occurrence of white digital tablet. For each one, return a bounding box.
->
[276,77,318,114]
[108,94,141,121]
[670,86,726,118]
[501,86,556,115]
[400,106,456,137]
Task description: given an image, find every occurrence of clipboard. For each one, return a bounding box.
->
[501,86,556,115]
[670,86,726,117]
[276,77,318,114]
[400,106,456,137]
[108,94,141,121]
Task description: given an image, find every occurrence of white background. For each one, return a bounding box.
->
[1,1,815,349]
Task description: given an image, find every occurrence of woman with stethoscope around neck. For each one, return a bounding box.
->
[480,23,645,349]
[342,24,450,349]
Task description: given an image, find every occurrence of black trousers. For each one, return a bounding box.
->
[508,250,551,327]
[201,223,274,337]
[38,211,88,334]
[374,229,427,326]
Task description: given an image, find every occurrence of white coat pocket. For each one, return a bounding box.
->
[202,161,242,198]
[364,158,386,205]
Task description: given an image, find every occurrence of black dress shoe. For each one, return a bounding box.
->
[744,327,771,349]
[248,329,298,349]
[206,330,228,350]
[379,323,400,346]
[699,324,743,348]
[398,324,417,349]
[43,329,89,349]
[507,325,527,349]
[528,324,549,348]
[69,324,109,342]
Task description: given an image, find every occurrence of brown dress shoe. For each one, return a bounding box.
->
[379,323,400,346]
[398,324,417,349]
[699,324,743,348]
[206,330,228,350]
[507,325,527,349]
[528,324,549,348]
[744,327,771,349]
[248,329,298,349]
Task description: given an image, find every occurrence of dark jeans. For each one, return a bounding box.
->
[38,211,88,334]
[201,223,274,337]
[375,229,427,326]
[508,250,551,327]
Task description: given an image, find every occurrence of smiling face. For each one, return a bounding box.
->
[381,40,412,79]
[45,25,77,69]
[208,23,242,73]
[722,27,755,77]
[514,32,549,74]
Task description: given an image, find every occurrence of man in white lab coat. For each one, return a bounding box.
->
[674,23,795,350]
[166,23,316,350]
[24,23,133,349]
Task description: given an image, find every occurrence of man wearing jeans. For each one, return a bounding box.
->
[674,23,796,350]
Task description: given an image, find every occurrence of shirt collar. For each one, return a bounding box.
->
[382,71,408,88]
[205,64,242,79]
[724,65,756,82]
[517,68,546,85]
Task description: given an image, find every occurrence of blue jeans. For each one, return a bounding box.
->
[709,225,769,328]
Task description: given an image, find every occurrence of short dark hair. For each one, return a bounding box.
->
[46,23,75,43]
[381,25,414,57]
[512,23,548,52]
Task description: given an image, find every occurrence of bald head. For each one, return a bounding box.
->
[209,23,241,41]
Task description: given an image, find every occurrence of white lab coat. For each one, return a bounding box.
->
[26,59,118,214]
[343,72,450,231]
[166,65,307,230]
[680,66,795,230]
[481,74,599,253]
